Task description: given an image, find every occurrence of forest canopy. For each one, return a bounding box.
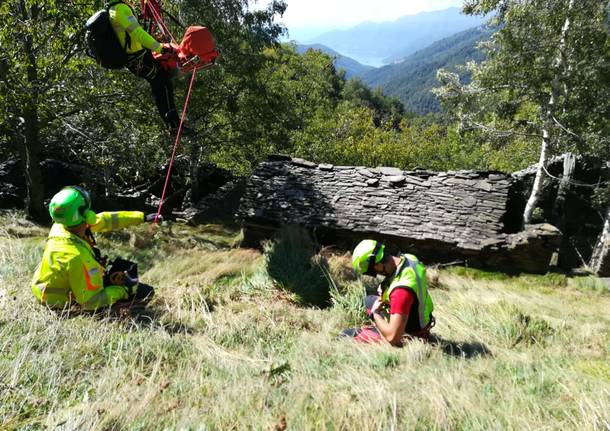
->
[0,0,608,222]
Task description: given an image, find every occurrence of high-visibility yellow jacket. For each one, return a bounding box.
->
[31,211,145,310]
[380,254,434,330]
[109,2,161,54]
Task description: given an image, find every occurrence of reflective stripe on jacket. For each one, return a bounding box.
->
[381,254,434,329]
[31,211,144,310]
[109,2,161,54]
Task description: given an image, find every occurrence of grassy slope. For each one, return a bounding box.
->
[0,213,609,430]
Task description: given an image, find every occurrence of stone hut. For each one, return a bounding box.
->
[237,155,567,274]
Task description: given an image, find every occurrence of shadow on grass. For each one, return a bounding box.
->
[50,296,194,336]
[429,334,492,359]
[108,305,195,336]
[264,226,332,308]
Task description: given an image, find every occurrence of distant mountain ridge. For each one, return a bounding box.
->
[295,44,374,78]
[362,26,493,114]
[309,7,485,66]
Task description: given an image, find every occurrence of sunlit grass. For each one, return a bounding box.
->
[0,214,608,430]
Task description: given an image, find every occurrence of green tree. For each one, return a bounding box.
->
[166,0,289,191]
[0,0,95,221]
[436,0,610,224]
[0,0,290,212]
[342,78,405,129]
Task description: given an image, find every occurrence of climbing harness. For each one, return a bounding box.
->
[140,0,219,73]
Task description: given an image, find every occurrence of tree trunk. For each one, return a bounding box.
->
[589,206,610,276]
[523,132,549,224]
[523,0,575,225]
[20,2,46,222]
[549,153,576,267]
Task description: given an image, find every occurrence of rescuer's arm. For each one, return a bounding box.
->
[370,288,413,346]
[67,255,130,310]
[114,3,162,53]
[371,313,408,346]
[90,211,145,233]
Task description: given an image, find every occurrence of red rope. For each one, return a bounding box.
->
[153,68,197,225]
[141,0,176,44]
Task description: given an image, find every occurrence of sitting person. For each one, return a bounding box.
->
[341,239,435,346]
[31,186,159,310]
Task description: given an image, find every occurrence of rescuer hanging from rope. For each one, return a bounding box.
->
[110,0,194,134]
[86,1,211,134]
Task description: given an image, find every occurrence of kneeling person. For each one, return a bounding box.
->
[31,186,157,310]
[342,239,435,346]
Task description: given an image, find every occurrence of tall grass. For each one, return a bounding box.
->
[263,226,331,307]
[0,215,609,430]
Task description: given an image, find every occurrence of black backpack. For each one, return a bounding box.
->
[85,1,131,69]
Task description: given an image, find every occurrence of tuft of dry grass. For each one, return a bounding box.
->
[0,215,609,430]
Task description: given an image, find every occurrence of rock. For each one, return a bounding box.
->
[486,224,562,274]
[488,173,506,181]
[0,157,234,220]
[387,175,406,185]
[358,169,375,178]
[291,158,317,168]
[378,167,403,176]
[184,179,247,224]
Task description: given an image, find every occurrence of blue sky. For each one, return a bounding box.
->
[252,0,464,28]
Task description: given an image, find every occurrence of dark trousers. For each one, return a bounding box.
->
[127,50,180,128]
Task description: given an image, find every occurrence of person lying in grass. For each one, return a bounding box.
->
[341,239,435,346]
[31,186,158,311]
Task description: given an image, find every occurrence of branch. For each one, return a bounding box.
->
[551,115,582,140]
[463,119,542,139]
[541,162,607,188]
[61,120,108,145]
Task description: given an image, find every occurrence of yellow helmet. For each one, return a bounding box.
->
[352,239,385,276]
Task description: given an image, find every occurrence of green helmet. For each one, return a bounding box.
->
[48,186,96,227]
[352,239,385,276]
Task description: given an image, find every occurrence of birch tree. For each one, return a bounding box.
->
[436,0,610,225]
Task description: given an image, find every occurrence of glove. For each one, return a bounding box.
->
[368,297,383,322]
[109,271,138,296]
[161,43,176,54]
[145,213,163,223]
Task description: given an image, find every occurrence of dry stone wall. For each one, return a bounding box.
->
[237,155,562,273]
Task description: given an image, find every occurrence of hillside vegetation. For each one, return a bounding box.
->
[363,26,493,114]
[295,43,374,78]
[310,7,485,66]
[1,214,609,429]
[4,0,607,226]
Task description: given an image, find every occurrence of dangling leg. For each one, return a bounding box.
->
[127,51,180,130]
